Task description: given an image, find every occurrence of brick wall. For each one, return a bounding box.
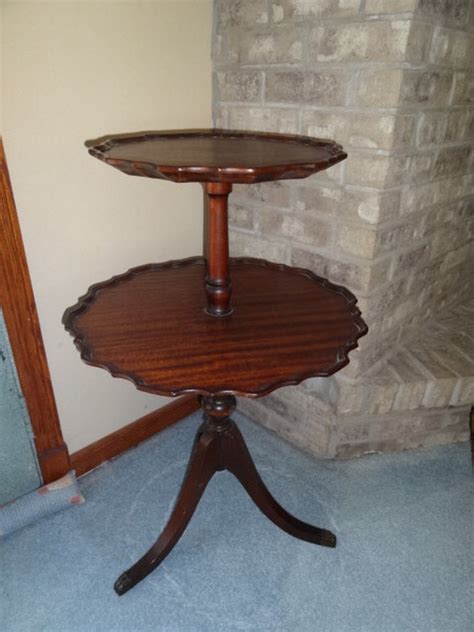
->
[213,0,473,457]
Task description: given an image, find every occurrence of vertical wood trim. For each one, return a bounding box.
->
[0,138,70,483]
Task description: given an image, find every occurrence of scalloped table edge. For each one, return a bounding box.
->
[84,129,347,184]
[63,256,368,398]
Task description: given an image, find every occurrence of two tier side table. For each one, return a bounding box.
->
[63,130,368,595]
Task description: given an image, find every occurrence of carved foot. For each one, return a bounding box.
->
[114,572,134,596]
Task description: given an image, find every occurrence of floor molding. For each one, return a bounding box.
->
[70,395,200,477]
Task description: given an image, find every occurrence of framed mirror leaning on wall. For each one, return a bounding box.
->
[0,138,70,503]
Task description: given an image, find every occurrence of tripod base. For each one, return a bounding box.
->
[114,395,336,596]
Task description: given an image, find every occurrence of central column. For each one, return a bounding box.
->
[204,182,233,316]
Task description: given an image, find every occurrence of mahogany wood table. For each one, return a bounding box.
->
[63,130,367,595]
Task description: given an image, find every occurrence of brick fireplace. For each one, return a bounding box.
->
[213,0,473,457]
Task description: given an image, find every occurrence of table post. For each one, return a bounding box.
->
[204,182,233,316]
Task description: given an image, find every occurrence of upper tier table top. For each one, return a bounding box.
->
[85,129,346,184]
[63,258,367,398]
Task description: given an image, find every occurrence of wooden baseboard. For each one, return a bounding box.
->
[70,394,200,477]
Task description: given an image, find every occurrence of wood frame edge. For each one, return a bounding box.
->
[0,137,71,484]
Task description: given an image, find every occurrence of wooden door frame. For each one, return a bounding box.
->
[0,138,70,483]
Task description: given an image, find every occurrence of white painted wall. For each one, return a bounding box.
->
[1,1,212,452]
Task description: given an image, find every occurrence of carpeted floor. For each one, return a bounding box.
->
[1,411,472,632]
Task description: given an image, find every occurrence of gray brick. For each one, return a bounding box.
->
[214,26,304,65]
[349,189,401,225]
[427,343,473,376]
[257,207,333,248]
[354,68,404,107]
[400,182,438,214]
[272,0,360,22]
[429,27,473,68]
[244,27,304,64]
[233,181,291,208]
[450,378,474,405]
[303,375,339,406]
[291,247,382,293]
[365,380,399,415]
[337,224,378,258]
[408,346,458,379]
[310,160,344,185]
[337,418,370,444]
[440,241,473,272]
[228,203,255,230]
[416,111,447,146]
[310,20,412,64]
[239,393,335,458]
[301,110,347,147]
[265,71,347,106]
[216,0,269,28]
[384,153,413,187]
[334,377,368,414]
[421,379,457,408]
[296,183,344,216]
[367,415,410,440]
[301,110,415,151]
[400,70,453,106]
[228,106,299,134]
[389,244,430,280]
[406,20,433,63]
[229,229,289,262]
[392,114,417,148]
[213,104,228,128]
[464,109,474,139]
[432,146,472,179]
[345,152,411,188]
[345,153,391,188]
[214,0,473,459]
[392,381,427,410]
[444,109,468,141]
[416,0,470,27]
[450,72,474,105]
[365,0,417,12]
[215,71,262,102]
[273,385,333,416]
[408,409,470,445]
[411,151,436,183]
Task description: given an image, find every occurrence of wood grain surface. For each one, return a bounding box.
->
[63,257,367,398]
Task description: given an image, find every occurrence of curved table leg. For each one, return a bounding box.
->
[115,395,335,596]
[222,422,336,548]
[114,425,219,595]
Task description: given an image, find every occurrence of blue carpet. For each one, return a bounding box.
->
[0,411,472,632]
[0,471,84,537]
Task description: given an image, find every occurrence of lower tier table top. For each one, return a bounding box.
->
[63,258,367,398]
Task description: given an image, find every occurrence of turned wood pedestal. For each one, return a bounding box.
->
[64,130,367,595]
